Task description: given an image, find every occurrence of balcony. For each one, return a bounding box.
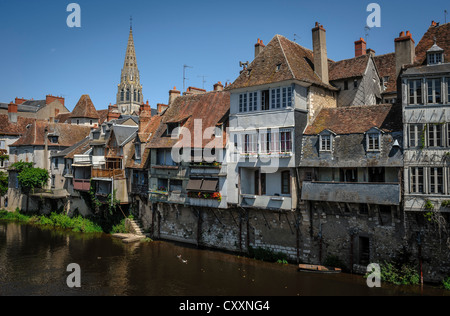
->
[92,168,125,179]
[240,194,293,211]
[301,182,401,206]
[73,179,90,192]
[149,190,186,204]
[131,183,149,195]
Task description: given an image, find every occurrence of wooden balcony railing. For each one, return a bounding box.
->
[73,179,91,191]
[92,168,125,179]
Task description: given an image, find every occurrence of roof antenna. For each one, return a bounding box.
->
[183,64,193,92]
[293,33,300,42]
[445,10,448,24]
[197,75,208,90]
[364,25,371,42]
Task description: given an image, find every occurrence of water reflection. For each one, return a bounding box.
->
[0,222,448,296]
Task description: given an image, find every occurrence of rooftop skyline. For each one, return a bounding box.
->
[0,0,448,111]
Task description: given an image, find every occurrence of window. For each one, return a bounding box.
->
[340,168,358,183]
[166,123,179,137]
[369,167,385,183]
[120,89,124,102]
[76,120,80,125]
[260,131,272,154]
[410,167,424,193]
[90,120,93,125]
[242,134,258,154]
[280,130,292,153]
[428,53,443,65]
[239,93,248,112]
[282,87,292,108]
[427,78,442,104]
[253,170,266,195]
[447,78,450,104]
[427,124,443,147]
[344,81,349,90]
[157,149,176,166]
[276,64,281,72]
[353,80,358,89]
[408,79,422,105]
[126,89,130,101]
[358,237,370,265]
[367,133,380,151]
[54,158,59,169]
[429,167,444,194]
[134,91,137,102]
[249,92,258,111]
[409,124,424,148]
[135,143,141,160]
[281,171,291,195]
[0,140,5,150]
[261,90,270,111]
[320,135,332,151]
[271,88,281,109]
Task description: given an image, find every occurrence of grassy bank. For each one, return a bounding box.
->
[0,210,103,233]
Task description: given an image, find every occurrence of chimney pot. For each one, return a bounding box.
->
[354,37,367,57]
[312,22,329,85]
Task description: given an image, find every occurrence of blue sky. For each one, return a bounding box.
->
[0,0,448,111]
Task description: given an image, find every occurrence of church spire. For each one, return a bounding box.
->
[116,21,143,116]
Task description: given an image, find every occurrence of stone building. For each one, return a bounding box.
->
[298,104,404,270]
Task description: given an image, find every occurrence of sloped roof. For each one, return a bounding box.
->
[10,122,92,147]
[226,35,336,91]
[415,22,450,65]
[147,90,229,149]
[373,53,397,94]
[71,95,100,119]
[304,104,402,135]
[111,125,138,147]
[0,115,38,136]
[52,137,90,158]
[97,109,109,125]
[329,54,370,81]
[55,112,72,124]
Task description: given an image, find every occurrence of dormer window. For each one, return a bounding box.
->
[427,42,444,65]
[319,130,334,152]
[49,136,59,144]
[135,143,141,161]
[166,123,180,137]
[366,128,382,151]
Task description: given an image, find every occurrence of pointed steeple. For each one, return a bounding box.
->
[116,22,143,115]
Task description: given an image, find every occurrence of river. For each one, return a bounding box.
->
[0,221,448,297]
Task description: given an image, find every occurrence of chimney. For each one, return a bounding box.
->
[213,81,224,92]
[169,87,181,105]
[140,100,151,114]
[8,102,18,123]
[46,95,65,106]
[312,22,329,85]
[157,103,169,114]
[15,97,27,105]
[366,48,376,57]
[255,38,266,58]
[395,30,415,77]
[355,38,367,57]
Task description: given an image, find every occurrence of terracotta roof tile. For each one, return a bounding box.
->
[329,55,370,81]
[304,104,402,135]
[70,95,100,119]
[11,122,92,147]
[373,53,397,94]
[227,35,336,91]
[147,91,229,149]
[0,115,37,136]
[415,23,450,65]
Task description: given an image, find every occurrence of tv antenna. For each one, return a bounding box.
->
[364,25,371,42]
[293,33,300,42]
[183,64,193,92]
[197,75,208,89]
[445,10,448,24]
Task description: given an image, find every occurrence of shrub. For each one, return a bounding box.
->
[443,277,450,291]
[323,255,347,270]
[248,246,288,263]
[380,261,420,285]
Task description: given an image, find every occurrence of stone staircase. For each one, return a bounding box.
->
[112,218,147,244]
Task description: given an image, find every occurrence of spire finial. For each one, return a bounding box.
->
[130,16,133,30]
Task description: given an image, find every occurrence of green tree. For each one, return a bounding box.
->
[0,171,8,197]
[17,167,49,193]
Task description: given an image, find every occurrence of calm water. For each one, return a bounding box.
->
[0,221,448,296]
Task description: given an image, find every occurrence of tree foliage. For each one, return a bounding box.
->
[17,167,49,192]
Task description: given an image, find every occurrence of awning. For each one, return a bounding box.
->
[186,179,203,191]
[200,180,218,192]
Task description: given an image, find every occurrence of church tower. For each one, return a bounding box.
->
[116,21,143,115]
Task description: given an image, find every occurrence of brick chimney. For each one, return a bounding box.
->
[169,87,181,105]
[15,97,27,105]
[366,48,376,57]
[312,22,329,85]
[255,38,266,58]
[8,102,18,123]
[157,103,169,114]
[395,31,415,77]
[214,81,224,92]
[46,95,65,106]
[355,38,367,57]
[140,100,151,114]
